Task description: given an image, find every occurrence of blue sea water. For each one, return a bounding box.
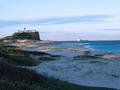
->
[80,40,120,53]
[54,41,120,53]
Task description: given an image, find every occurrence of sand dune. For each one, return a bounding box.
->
[11,40,120,89]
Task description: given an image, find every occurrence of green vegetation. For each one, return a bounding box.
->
[89,61,106,64]
[1,30,40,40]
[39,55,62,61]
[0,80,44,90]
[0,45,39,66]
[12,31,40,40]
[73,55,101,60]
[0,45,62,66]
[0,59,115,90]
[73,50,103,60]
[0,45,116,90]
[9,54,38,66]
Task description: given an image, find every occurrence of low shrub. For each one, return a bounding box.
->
[0,45,39,66]
[39,55,62,61]
[8,54,38,66]
[0,55,116,90]
[74,55,101,60]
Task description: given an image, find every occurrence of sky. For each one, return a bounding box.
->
[0,0,120,41]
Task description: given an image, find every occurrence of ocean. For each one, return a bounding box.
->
[80,40,120,53]
[55,41,120,53]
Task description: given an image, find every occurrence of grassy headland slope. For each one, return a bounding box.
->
[12,31,40,40]
[0,45,116,90]
[1,31,40,41]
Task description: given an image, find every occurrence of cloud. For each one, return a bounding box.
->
[40,31,67,34]
[0,15,113,27]
[101,29,120,31]
[43,15,112,25]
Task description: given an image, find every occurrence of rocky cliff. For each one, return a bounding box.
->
[2,30,41,40]
[12,31,40,40]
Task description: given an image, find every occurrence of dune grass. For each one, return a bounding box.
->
[8,54,38,66]
[73,50,104,60]
[39,55,62,61]
[0,45,39,66]
[0,59,116,90]
[0,45,117,90]
[0,45,62,66]
[73,55,102,60]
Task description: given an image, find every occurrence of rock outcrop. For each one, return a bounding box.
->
[2,28,41,40]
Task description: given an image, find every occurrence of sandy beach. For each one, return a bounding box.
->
[11,40,120,89]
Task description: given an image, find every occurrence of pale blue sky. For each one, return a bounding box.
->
[0,0,120,40]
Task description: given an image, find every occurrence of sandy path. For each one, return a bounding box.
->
[32,58,120,89]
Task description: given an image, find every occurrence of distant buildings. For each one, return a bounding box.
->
[13,28,41,40]
[17,28,37,33]
[2,28,41,41]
